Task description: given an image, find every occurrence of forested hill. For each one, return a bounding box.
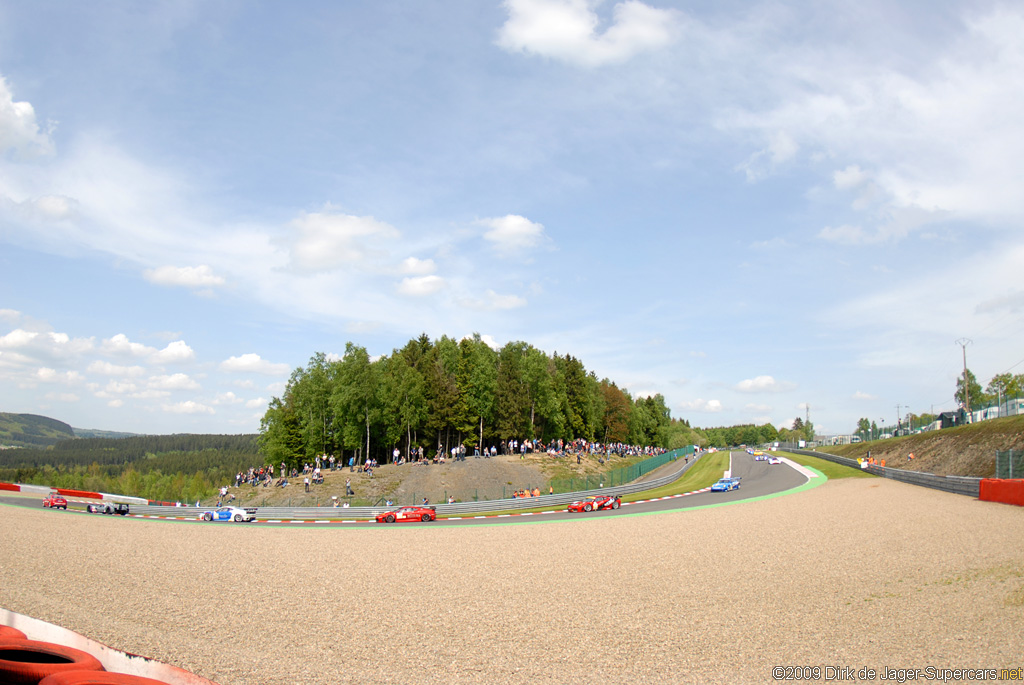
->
[0,433,259,470]
[0,413,75,448]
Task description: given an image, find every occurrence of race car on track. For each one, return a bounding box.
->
[200,506,258,522]
[375,505,436,523]
[768,456,782,465]
[42,494,67,510]
[566,494,621,513]
[86,502,130,515]
[710,477,741,492]
[753,452,768,461]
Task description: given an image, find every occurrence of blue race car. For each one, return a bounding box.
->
[710,477,741,492]
[199,505,258,522]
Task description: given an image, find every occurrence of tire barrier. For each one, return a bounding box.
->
[40,670,171,684]
[0,625,27,640]
[0,639,105,684]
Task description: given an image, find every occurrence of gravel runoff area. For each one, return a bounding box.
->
[2,477,1023,685]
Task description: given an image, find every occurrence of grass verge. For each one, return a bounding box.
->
[778,451,874,479]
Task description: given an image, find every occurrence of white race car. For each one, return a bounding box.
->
[199,506,258,522]
[768,456,782,465]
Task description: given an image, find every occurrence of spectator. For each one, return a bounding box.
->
[304,476,310,493]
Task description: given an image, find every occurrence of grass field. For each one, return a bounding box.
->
[778,451,875,480]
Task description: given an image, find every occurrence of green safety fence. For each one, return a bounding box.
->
[996,450,1024,479]
[547,447,686,495]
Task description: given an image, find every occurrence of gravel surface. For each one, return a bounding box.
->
[2,476,1022,684]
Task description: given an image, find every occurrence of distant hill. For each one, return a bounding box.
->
[0,413,76,448]
[72,427,138,440]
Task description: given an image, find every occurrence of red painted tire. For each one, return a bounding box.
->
[40,670,171,684]
[0,626,27,640]
[0,639,104,684]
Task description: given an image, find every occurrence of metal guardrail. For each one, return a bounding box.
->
[129,451,706,521]
[787,449,981,497]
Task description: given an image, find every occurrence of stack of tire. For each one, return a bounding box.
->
[0,628,172,684]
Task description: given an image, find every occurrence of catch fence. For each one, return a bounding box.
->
[996,450,1024,479]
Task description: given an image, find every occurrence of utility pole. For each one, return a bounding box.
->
[956,338,973,417]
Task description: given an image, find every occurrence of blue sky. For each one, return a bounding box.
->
[2,0,1023,436]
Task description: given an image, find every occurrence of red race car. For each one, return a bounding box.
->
[375,505,436,523]
[42,494,68,510]
[566,494,621,513]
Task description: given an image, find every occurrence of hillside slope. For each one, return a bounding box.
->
[821,414,1024,477]
[0,413,75,448]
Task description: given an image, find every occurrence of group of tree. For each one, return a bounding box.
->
[0,433,260,503]
[258,334,676,468]
[957,370,1024,412]
[853,369,1024,437]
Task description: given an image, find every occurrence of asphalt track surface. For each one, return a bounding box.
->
[0,451,815,526]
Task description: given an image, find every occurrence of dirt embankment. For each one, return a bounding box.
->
[222,454,554,508]
[823,414,1024,477]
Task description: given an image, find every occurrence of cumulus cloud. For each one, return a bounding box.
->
[398,275,445,297]
[148,373,200,390]
[0,329,38,348]
[163,400,215,415]
[220,353,290,375]
[459,290,527,311]
[0,76,54,158]
[496,0,678,67]
[36,368,84,384]
[101,333,155,357]
[245,397,267,409]
[287,209,399,272]
[87,360,145,377]
[151,340,195,363]
[735,375,794,393]
[478,215,548,253]
[143,265,226,289]
[400,257,436,275]
[679,398,722,413]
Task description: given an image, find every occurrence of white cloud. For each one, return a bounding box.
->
[214,391,242,405]
[725,6,1024,238]
[36,368,84,384]
[150,340,195,363]
[148,373,200,390]
[459,289,527,311]
[143,264,225,289]
[220,353,290,375]
[0,76,54,158]
[735,375,794,393]
[287,209,399,272]
[478,214,548,253]
[163,400,215,415]
[0,329,38,348]
[852,391,876,400]
[497,0,678,67]
[400,257,436,275]
[44,391,79,402]
[101,333,155,357]
[245,397,267,409]
[398,275,445,297]
[87,360,145,377]
[679,398,722,413]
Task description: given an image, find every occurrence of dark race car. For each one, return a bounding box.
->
[86,502,130,515]
[375,505,437,523]
[566,494,621,513]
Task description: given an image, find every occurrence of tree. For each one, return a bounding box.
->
[331,343,379,465]
[856,418,871,438]
[955,368,983,412]
[458,334,498,450]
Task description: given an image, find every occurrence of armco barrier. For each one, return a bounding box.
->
[129,452,708,521]
[787,449,981,497]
